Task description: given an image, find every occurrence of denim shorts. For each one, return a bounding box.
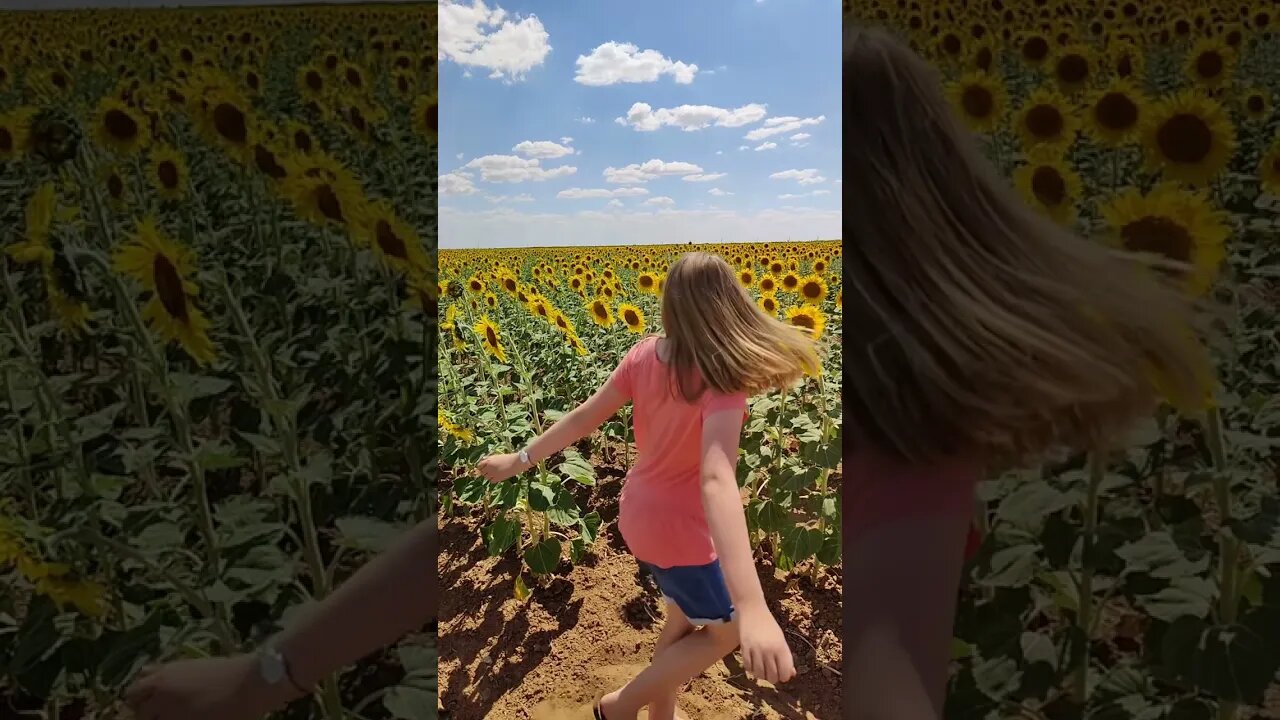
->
[638,558,736,626]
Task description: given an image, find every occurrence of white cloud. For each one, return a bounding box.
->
[644,196,676,206]
[754,142,777,151]
[604,159,703,184]
[770,168,826,186]
[606,199,625,209]
[683,173,726,182]
[790,133,811,141]
[485,193,535,203]
[512,140,575,159]
[456,152,465,160]
[576,116,595,124]
[738,145,749,151]
[575,41,698,86]
[778,189,832,199]
[464,154,577,182]
[744,115,826,141]
[708,188,733,196]
[557,187,650,199]
[560,136,573,145]
[441,206,840,248]
[715,150,723,155]
[439,0,551,82]
[616,102,767,132]
[441,172,478,195]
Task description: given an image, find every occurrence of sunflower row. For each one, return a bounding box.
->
[0,515,106,618]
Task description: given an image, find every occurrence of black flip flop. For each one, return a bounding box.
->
[592,703,607,720]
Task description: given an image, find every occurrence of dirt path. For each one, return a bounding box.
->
[437,495,842,720]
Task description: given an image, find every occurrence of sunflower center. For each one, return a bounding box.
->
[624,309,639,325]
[315,184,344,222]
[104,109,138,141]
[1247,96,1265,113]
[157,160,179,188]
[1026,104,1065,139]
[294,130,312,152]
[1116,55,1134,77]
[764,298,776,311]
[802,280,823,298]
[1022,36,1050,61]
[153,254,189,322]
[246,72,260,90]
[975,47,993,71]
[52,72,68,89]
[0,128,11,152]
[306,70,323,91]
[254,145,287,179]
[108,174,124,198]
[213,102,248,144]
[485,326,498,346]
[375,219,408,259]
[1096,92,1139,130]
[593,302,606,319]
[942,34,962,56]
[639,276,653,288]
[958,85,994,121]
[349,106,367,131]
[1195,51,1224,79]
[1030,166,1067,206]
[345,67,362,87]
[762,279,775,291]
[1121,216,1193,264]
[1156,113,1212,164]
[791,314,815,330]
[503,278,516,292]
[1056,54,1088,84]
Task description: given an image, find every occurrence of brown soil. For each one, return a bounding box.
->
[438,480,842,720]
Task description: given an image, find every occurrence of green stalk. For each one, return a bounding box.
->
[1205,406,1240,720]
[1072,451,1106,705]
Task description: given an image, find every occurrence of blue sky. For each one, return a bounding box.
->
[439,0,841,248]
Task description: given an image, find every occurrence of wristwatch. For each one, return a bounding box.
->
[518,447,531,466]
[257,643,307,694]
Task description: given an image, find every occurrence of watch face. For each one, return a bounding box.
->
[259,650,286,684]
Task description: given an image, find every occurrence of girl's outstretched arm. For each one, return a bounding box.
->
[123,516,438,720]
[477,379,629,483]
[700,407,796,685]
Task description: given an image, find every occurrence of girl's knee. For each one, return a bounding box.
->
[706,618,740,649]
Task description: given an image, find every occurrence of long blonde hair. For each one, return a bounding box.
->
[844,25,1216,466]
[661,252,820,402]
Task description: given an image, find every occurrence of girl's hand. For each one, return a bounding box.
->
[123,654,298,720]
[738,608,797,685]
[476,452,526,482]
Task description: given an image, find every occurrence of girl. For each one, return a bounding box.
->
[841,26,1214,719]
[477,251,822,720]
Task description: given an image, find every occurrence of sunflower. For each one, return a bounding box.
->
[636,272,658,294]
[786,305,826,340]
[0,108,34,161]
[354,201,429,275]
[484,291,498,309]
[947,72,1007,133]
[1017,31,1053,67]
[6,183,57,265]
[473,316,507,362]
[406,273,436,316]
[284,120,317,154]
[587,297,614,327]
[1185,39,1235,90]
[767,258,785,275]
[100,164,131,210]
[1105,42,1145,82]
[737,266,755,287]
[112,217,217,365]
[251,139,291,184]
[758,293,779,316]
[1085,80,1145,147]
[281,152,367,230]
[1099,182,1229,296]
[410,93,437,143]
[1258,142,1280,198]
[195,84,256,161]
[148,144,188,201]
[1140,91,1236,186]
[758,274,778,294]
[439,411,475,444]
[617,303,646,333]
[567,332,589,356]
[297,64,328,104]
[44,260,91,333]
[1015,88,1079,154]
[1014,157,1083,224]
[28,563,106,617]
[92,96,149,156]
[1241,88,1271,121]
[797,274,828,304]
[1049,44,1095,94]
[466,275,485,294]
[780,271,801,293]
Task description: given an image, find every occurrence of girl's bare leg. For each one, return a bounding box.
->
[600,619,740,720]
[647,601,695,720]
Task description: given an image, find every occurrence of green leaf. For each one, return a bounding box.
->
[996,483,1076,530]
[1161,613,1280,703]
[972,655,1021,699]
[170,374,233,401]
[237,431,282,456]
[194,442,245,471]
[484,515,520,557]
[382,685,436,720]
[73,402,126,443]
[299,451,334,485]
[979,544,1038,588]
[779,526,823,563]
[527,481,555,512]
[524,538,561,574]
[513,575,531,602]
[578,511,602,546]
[558,450,596,486]
[1139,576,1215,622]
[1020,631,1058,669]
[335,516,403,554]
[754,499,789,534]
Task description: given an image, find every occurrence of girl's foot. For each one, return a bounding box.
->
[596,690,629,720]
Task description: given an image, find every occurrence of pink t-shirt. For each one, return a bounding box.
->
[605,336,747,568]
[845,441,983,543]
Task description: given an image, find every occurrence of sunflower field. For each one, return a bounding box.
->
[846,0,1280,718]
[438,242,842,598]
[1,4,437,719]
